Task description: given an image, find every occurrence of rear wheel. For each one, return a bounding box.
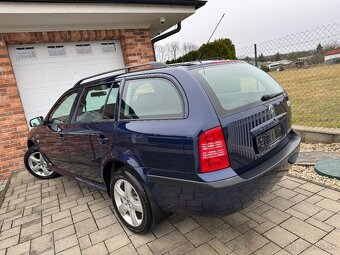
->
[110,168,153,234]
[24,146,57,179]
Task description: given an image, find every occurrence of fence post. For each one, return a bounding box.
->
[254,44,258,67]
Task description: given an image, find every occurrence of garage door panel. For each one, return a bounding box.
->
[52,87,74,104]
[101,61,119,70]
[49,66,74,82]
[75,63,100,79]
[20,90,50,117]
[9,40,125,126]
[15,68,45,86]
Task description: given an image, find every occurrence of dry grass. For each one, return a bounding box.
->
[270,64,340,128]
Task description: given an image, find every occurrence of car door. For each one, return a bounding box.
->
[37,90,78,171]
[65,82,119,183]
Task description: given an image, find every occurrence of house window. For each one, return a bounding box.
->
[47,45,66,57]
[16,47,36,59]
[101,42,116,53]
[76,44,92,55]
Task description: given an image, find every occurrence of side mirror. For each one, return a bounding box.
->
[29,116,44,127]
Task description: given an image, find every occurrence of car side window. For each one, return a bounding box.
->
[48,92,77,124]
[75,83,119,123]
[120,78,184,120]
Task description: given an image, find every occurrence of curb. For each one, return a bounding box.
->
[293,125,340,144]
[0,173,12,207]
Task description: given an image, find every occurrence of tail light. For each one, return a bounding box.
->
[199,126,230,173]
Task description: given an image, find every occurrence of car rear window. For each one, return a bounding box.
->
[191,62,283,117]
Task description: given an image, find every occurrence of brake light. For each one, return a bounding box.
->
[199,126,230,173]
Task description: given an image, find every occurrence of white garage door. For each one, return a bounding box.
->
[9,40,125,126]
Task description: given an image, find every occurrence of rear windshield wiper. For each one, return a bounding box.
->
[261,92,284,101]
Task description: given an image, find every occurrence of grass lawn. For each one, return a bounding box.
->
[269,64,340,128]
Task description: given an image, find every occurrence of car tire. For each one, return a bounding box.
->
[110,168,153,234]
[24,146,58,179]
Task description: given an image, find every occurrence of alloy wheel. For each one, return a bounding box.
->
[27,151,53,177]
[114,179,144,227]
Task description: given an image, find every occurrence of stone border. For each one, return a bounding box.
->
[293,125,340,144]
[0,172,12,207]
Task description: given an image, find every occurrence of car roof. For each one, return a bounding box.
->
[74,60,243,88]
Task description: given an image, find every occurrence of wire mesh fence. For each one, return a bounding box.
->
[236,24,340,129]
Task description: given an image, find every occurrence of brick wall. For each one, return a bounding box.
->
[0,40,28,179]
[0,29,155,179]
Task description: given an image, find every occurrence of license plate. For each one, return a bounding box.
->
[255,124,283,153]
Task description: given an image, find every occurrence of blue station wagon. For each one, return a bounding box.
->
[25,60,300,233]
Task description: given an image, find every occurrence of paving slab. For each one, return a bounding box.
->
[0,170,339,255]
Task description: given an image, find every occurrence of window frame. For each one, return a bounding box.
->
[70,81,121,124]
[118,75,187,121]
[45,89,80,125]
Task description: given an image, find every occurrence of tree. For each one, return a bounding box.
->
[182,42,198,55]
[167,38,236,64]
[258,53,266,62]
[244,56,251,62]
[275,52,281,61]
[316,43,323,52]
[311,43,325,64]
[155,45,168,62]
[169,42,180,60]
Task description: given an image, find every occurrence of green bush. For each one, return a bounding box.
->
[261,66,270,72]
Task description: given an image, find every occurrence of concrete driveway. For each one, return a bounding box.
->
[0,171,339,255]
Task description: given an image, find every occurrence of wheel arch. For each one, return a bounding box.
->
[102,159,167,226]
[27,140,35,148]
[102,160,146,194]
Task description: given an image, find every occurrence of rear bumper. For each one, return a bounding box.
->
[147,130,300,215]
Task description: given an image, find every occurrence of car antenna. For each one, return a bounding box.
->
[196,13,226,62]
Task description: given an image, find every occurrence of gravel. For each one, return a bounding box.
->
[290,143,340,189]
[300,143,340,152]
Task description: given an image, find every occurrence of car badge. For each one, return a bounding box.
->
[268,104,275,117]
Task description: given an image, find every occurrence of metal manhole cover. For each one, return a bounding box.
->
[314,159,340,180]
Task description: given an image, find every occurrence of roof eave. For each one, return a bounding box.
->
[0,0,207,9]
[195,0,207,9]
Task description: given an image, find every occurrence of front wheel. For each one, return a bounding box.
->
[110,168,153,234]
[24,146,57,179]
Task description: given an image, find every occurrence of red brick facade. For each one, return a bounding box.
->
[0,29,155,179]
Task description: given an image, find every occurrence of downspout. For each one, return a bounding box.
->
[151,23,182,61]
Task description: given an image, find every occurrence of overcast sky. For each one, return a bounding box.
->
[157,0,340,50]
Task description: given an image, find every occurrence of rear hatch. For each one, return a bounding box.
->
[191,61,292,173]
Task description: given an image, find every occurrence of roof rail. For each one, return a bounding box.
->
[74,61,168,87]
[168,58,230,67]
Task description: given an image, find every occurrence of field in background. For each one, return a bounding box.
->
[270,64,340,128]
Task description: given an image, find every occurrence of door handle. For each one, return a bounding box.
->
[98,135,109,145]
[59,133,66,141]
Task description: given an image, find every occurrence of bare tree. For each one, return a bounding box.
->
[169,42,180,60]
[154,45,168,62]
[155,41,199,62]
[182,42,198,55]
